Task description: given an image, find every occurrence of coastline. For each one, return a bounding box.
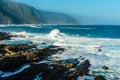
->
[0,32,107,80]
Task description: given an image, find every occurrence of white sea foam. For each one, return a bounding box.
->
[11,31,27,35]
[47,29,68,39]
[47,29,60,39]
[0,25,7,27]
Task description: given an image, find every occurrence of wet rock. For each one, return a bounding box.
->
[48,59,76,68]
[0,56,26,72]
[98,48,102,52]
[62,62,75,68]
[41,42,46,45]
[6,44,36,52]
[0,44,36,56]
[95,75,106,80]
[24,46,65,62]
[0,32,12,40]
[64,71,77,80]
[0,44,7,55]
[102,66,109,70]
[75,59,91,76]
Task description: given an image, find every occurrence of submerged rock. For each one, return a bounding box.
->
[95,75,106,80]
[41,42,46,45]
[102,66,109,70]
[0,32,12,40]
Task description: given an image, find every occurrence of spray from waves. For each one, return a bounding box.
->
[8,29,68,48]
[47,29,60,39]
[47,29,68,40]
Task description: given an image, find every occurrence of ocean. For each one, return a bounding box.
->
[0,25,120,79]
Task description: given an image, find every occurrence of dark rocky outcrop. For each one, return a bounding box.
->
[0,0,78,24]
[0,44,36,57]
[0,44,65,72]
[4,57,91,80]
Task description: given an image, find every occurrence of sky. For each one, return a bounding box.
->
[12,0,120,25]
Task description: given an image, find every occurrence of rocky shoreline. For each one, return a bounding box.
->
[0,32,107,80]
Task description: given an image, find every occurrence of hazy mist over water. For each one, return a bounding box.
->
[12,0,120,25]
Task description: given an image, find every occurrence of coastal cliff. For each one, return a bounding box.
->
[0,0,78,24]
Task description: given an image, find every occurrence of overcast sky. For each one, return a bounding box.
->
[12,0,120,25]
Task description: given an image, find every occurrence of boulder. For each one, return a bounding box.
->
[102,66,109,70]
[95,75,106,80]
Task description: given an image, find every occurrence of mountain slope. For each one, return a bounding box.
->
[0,0,78,24]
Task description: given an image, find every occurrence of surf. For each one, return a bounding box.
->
[0,25,120,79]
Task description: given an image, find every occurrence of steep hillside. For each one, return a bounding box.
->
[0,0,78,24]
